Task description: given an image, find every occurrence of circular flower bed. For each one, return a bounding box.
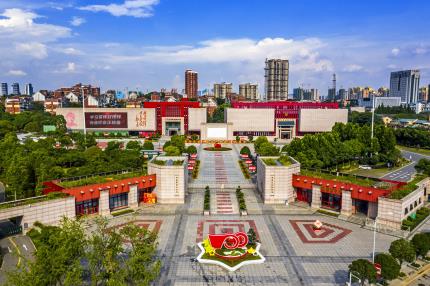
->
[203,143,232,151]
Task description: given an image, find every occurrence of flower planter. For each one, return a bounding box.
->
[241,210,248,216]
[204,210,210,216]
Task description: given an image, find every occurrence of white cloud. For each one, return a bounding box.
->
[7,69,27,76]
[343,64,363,72]
[66,62,76,72]
[0,8,71,41]
[79,0,159,18]
[15,42,48,59]
[70,16,86,27]
[107,37,334,72]
[60,47,84,55]
[391,48,400,56]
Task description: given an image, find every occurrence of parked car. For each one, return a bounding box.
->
[358,165,372,170]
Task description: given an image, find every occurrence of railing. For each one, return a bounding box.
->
[0,193,67,210]
[365,218,410,238]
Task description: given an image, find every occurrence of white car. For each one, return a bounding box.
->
[359,165,372,170]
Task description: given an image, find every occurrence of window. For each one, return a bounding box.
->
[109,193,128,210]
[419,198,422,204]
[414,201,418,207]
[410,204,413,211]
[405,208,408,215]
[76,199,99,215]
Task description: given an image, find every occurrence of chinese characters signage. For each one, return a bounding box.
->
[85,112,127,128]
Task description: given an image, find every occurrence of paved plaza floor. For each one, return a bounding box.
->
[99,209,397,286]
[190,144,252,188]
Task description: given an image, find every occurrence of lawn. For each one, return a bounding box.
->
[59,171,146,188]
[397,145,430,156]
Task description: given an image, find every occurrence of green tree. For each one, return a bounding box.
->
[254,136,268,153]
[235,135,240,142]
[185,145,197,154]
[170,135,186,153]
[240,146,251,156]
[7,218,85,286]
[389,239,415,266]
[142,140,154,150]
[0,120,15,139]
[126,140,142,151]
[120,224,161,285]
[258,142,279,156]
[415,159,430,176]
[374,253,400,281]
[164,146,181,156]
[348,259,377,286]
[411,233,430,258]
[87,218,126,285]
[247,135,253,142]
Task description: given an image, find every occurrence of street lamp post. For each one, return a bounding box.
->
[372,218,377,263]
[347,271,361,286]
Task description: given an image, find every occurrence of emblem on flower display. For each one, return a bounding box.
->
[196,229,265,271]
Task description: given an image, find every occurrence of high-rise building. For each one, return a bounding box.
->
[327,88,336,101]
[293,88,304,101]
[1,83,8,96]
[213,82,233,99]
[418,86,429,102]
[185,69,198,99]
[389,70,420,104]
[338,89,347,101]
[25,83,34,96]
[264,59,289,101]
[293,87,319,101]
[11,82,20,95]
[239,83,258,101]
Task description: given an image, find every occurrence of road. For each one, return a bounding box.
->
[382,150,430,182]
[0,235,35,285]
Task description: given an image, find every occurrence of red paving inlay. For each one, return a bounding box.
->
[289,220,351,244]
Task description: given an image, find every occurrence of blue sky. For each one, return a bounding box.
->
[0,0,429,94]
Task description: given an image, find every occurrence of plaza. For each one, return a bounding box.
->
[85,144,399,286]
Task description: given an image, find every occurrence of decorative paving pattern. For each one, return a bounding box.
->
[214,152,228,183]
[215,192,234,214]
[108,219,163,234]
[289,220,351,244]
[196,219,260,243]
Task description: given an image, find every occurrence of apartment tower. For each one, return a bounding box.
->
[264,59,289,101]
[185,69,198,99]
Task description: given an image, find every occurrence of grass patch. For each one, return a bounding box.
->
[238,160,251,179]
[201,252,262,268]
[59,171,145,188]
[300,169,392,188]
[262,156,292,166]
[397,145,430,156]
[0,192,68,210]
[317,209,340,217]
[390,174,427,199]
[111,208,135,217]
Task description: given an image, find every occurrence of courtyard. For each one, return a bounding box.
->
[91,144,398,286]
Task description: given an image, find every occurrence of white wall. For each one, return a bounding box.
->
[299,109,348,132]
[226,108,274,132]
[188,108,207,131]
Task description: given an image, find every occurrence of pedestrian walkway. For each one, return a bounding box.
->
[210,189,239,215]
[189,144,253,189]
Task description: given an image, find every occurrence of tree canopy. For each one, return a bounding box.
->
[348,259,377,286]
[389,239,415,266]
[8,218,161,286]
[374,253,400,281]
[284,122,400,170]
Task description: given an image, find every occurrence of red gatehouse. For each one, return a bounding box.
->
[42,173,157,216]
[143,100,201,136]
[292,172,405,217]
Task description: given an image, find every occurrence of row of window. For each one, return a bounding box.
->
[404,197,422,215]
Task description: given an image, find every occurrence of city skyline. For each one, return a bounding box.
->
[0,0,430,93]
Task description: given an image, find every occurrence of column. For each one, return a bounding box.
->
[311,185,321,209]
[128,184,139,209]
[99,189,110,216]
[341,190,352,217]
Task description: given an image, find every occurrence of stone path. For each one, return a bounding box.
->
[211,190,238,215]
[190,144,251,189]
